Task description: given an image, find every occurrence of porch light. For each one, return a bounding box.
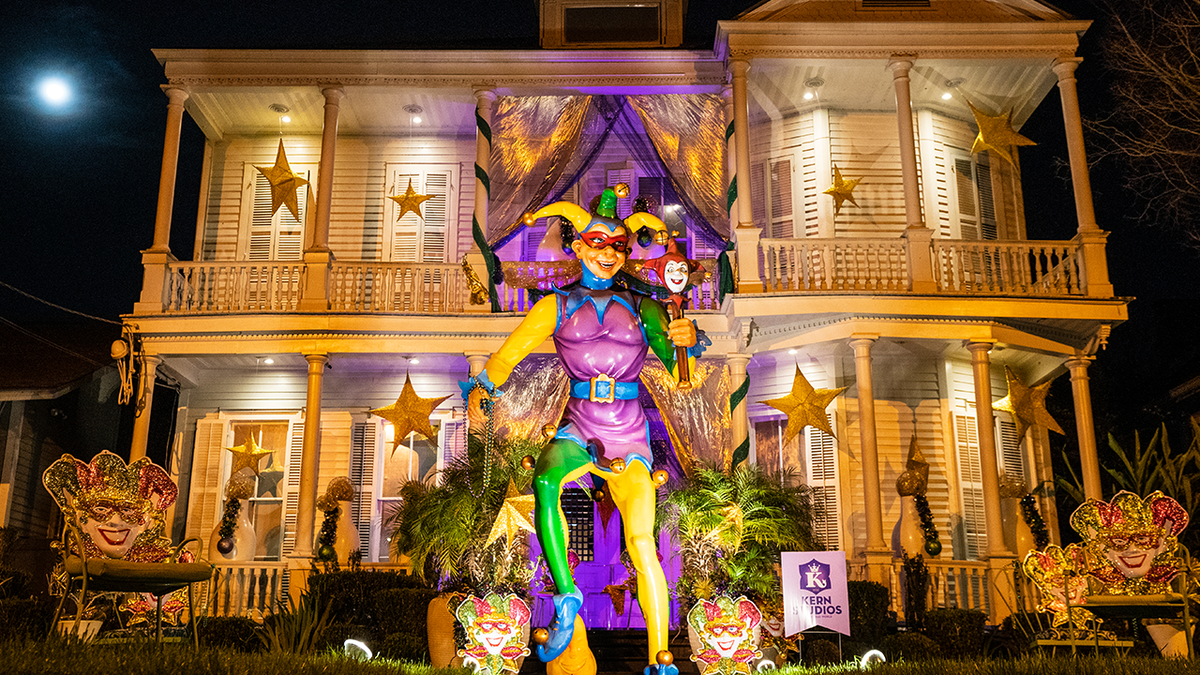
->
[860,649,885,669]
[787,349,798,355]
[280,115,291,123]
[941,92,952,100]
[404,104,424,126]
[803,92,814,100]
[803,77,824,102]
[411,358,420,365]
[263,357,275,365]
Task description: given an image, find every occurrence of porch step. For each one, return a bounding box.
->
[519,629,698,675]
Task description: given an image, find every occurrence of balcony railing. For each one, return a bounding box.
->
[496,259,723,313]
[164,262,305,313]
[330,262,469,313]
[933,240,1083,296]
[761,238,908,292]
[850,558,995,623]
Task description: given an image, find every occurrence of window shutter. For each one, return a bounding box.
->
[281,422,305,556]
[750,161,766,229]
[249,171,307,261]
[605,166,635,219]
[976,163,997,240]
[390,172,422,263]
[955,414,987,559]
[997,416,1024,483]
[442,419,467,469]
[769,158,794,239]
[422,172,449,263]
[806,415,841,550]
[955,158,979,240]
[187,417,226,543]
[350,421,377,559]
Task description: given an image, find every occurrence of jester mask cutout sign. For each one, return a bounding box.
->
[687,596,763,675]
[781,551,850,637]
[455,593,532,675]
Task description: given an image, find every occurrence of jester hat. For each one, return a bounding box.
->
[1069,490,1188,543]
[526,183,666,237]
[643,235,703,293]
[44,450,178,516]
[455,592,532,633]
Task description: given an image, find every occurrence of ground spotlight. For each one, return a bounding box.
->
[344,639,373,660]
[860,649,885,669]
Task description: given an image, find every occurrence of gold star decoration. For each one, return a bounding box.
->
[388,178,434,221]
[992,366,1064,441]
[484,480,536,549]
[371,374,451,455]
[822,165,861,216]
[226,434,274,477]
[759,366,847,444]
[967,100,1037,165]
[254,140,310,221]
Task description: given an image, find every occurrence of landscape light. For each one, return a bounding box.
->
[860,649,886,669]
[344,639,373,660]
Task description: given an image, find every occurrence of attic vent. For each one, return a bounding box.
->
[564,5,660,45]
[859,0,932,8]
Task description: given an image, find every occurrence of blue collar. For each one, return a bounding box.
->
[581,267,614,290]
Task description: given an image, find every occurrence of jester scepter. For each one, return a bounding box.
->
[463,186,701,673]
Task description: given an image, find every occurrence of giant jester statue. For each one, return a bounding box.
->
[464,186,699,674]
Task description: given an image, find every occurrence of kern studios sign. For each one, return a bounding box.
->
[781,551,850,636]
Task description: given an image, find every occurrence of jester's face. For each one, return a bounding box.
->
[571,221,628,281]
[701,617,752,659]
[663,259,690,294]
[1101,530,1171,579]
[469,614,521,656]
[77,496,151,559]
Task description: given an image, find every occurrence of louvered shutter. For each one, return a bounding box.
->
[421,172,448,263]
[281,422,305,556]
[955,414,987,559]
[442,419,467,469]
[954,158,979,240]
[248,170,308,261]
[350,421,377,559]
[750,162,766,228]
[187,417,226,542]
[387,168,451,263]
[390,171,422,263]
[997,417,1024,483]
[769,158,794,239]
[605,165,635,219]
[976,163,998,240]
[806,415,841,550]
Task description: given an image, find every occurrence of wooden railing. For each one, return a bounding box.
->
[760,238,908,292]
[851,558,993,623]
[933,240,1083,296]
[164,262,304,313]
[497,259,723,313]
[330,262,468,313]
[200,561,287,620]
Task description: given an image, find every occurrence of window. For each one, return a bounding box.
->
[375,419,444,562]
[241,164,312,261]
[751,158,795,239]
[952,153,996,241]
[219,418,301,561]
[561,488,595,562]
[384,166,454,263]
[806,415,841,551]
[954,413,987,560]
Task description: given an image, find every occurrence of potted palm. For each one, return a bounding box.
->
[659,463,820,669]
[386,433,540,668]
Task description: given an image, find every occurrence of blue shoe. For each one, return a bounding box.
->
[644,664,679,675]
[536,590,583,662]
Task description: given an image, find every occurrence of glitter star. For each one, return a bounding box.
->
[822,165,861,216]
[993,366,1064,441]
[371,374,451,454]
[759,366,847,444]
[255,140,309,221]
[388,178,434,221]
[226,434,274,477]
[484,480,536,549]
[968,100,1037,165]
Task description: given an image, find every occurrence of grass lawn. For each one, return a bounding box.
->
[777,655,1200,674]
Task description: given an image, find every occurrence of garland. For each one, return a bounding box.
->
[1020,493,1050,549]
[316,504,340,561]
[218,498,239,539]
[913,495,943,557]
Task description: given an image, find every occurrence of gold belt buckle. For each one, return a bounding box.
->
[589,373,616,403]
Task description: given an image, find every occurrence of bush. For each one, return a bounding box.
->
[923,608,986,658]
[319,622,376,652]
[0,566,31,600]
[378,632,431,662]
[374,587,440,639]
[0,598,51,641]
[197,616,260,652]
[802,638,841,665]
[882,631,942,661]
[306,570,430,626]
[847,580,890,644]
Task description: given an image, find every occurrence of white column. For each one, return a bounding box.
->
[888,58,923,230]
[150,86,190,253]
[0,401,26,526]
[1066,355,1102,500]
[722,85,737,224]
[850,337,887,567]
[730,58,763,293]
[309,86,343,254]
[464,351,489,378]
[292,353,329,560]
[465,88,497,313]
[726,353,751,467]
[128,356,162,462]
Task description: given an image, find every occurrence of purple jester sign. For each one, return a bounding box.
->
[781,551,850,636]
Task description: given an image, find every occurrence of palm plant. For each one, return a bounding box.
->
[386,432,540,596]
[659,463,820,608]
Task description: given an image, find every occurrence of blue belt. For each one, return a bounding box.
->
[568,375,639,403]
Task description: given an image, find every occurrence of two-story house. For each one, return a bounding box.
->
[122,0,1124,625]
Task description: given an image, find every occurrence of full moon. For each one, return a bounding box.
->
[37,76,72,108]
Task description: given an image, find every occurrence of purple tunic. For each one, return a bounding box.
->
[553,287,651,463]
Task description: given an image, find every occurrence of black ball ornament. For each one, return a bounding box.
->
[217,537,235,555]
[924,539,942,557]
[318,544,336,561]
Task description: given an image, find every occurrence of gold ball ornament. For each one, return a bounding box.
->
[614,183,630,198]
[594,489,606,502]
[523,212,537,227]
[542,424,558,441]
[522,455,536,471]
[652,470,669,487]
[656,650,674,666]
[533,628,549,644]
[609,458,626,474]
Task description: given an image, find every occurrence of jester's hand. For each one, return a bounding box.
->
[668,318,696,348]
[467,387,493,430]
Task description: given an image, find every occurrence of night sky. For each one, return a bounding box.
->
[2,1,1196,424]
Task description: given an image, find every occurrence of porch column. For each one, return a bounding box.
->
[1065,354,1102,500]
[723,85,737,226]
[1053,58,1113,297]
[135,86,188,314]
[730,58,762,292]
[0,401,26,527]
[851,337,888,582]
[465,87,497,312]
[298,87,343,311]
[292,353,329,562]
[128,356,163,462]
[889,59,937,293]
[727,353,751,469]
[966,340,1014,624]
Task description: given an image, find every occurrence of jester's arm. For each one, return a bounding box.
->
[639,297,699,383]
[461,293,558,422]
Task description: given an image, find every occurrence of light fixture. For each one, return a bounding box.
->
[803,92,814,100]
[860,650,886,669]
[803,77,824,103]
[263,357,275,365]
[404,104,424,125]
[787,348,798,355]
[411,358,420,365]
[941,92,952,101]
[943,78,965,101]
[344,639,373,660]
[281,115,291,123]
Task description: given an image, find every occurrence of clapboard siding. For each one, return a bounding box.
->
[829,112,906,237]
[200,135,475,264]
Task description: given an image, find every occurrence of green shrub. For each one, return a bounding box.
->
[378,632,430,662]
[196,616,260,652]
[0,566,31,600]
[307,570,429,626]
[923,608,985,658]
[374,587,439,639]
[0,599,51,642]
[802,637,841,665]
[319,622,376,652]
[882,631,942,661]
[847,580,890,644]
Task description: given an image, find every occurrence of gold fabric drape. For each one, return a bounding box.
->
[641,360,733,478]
